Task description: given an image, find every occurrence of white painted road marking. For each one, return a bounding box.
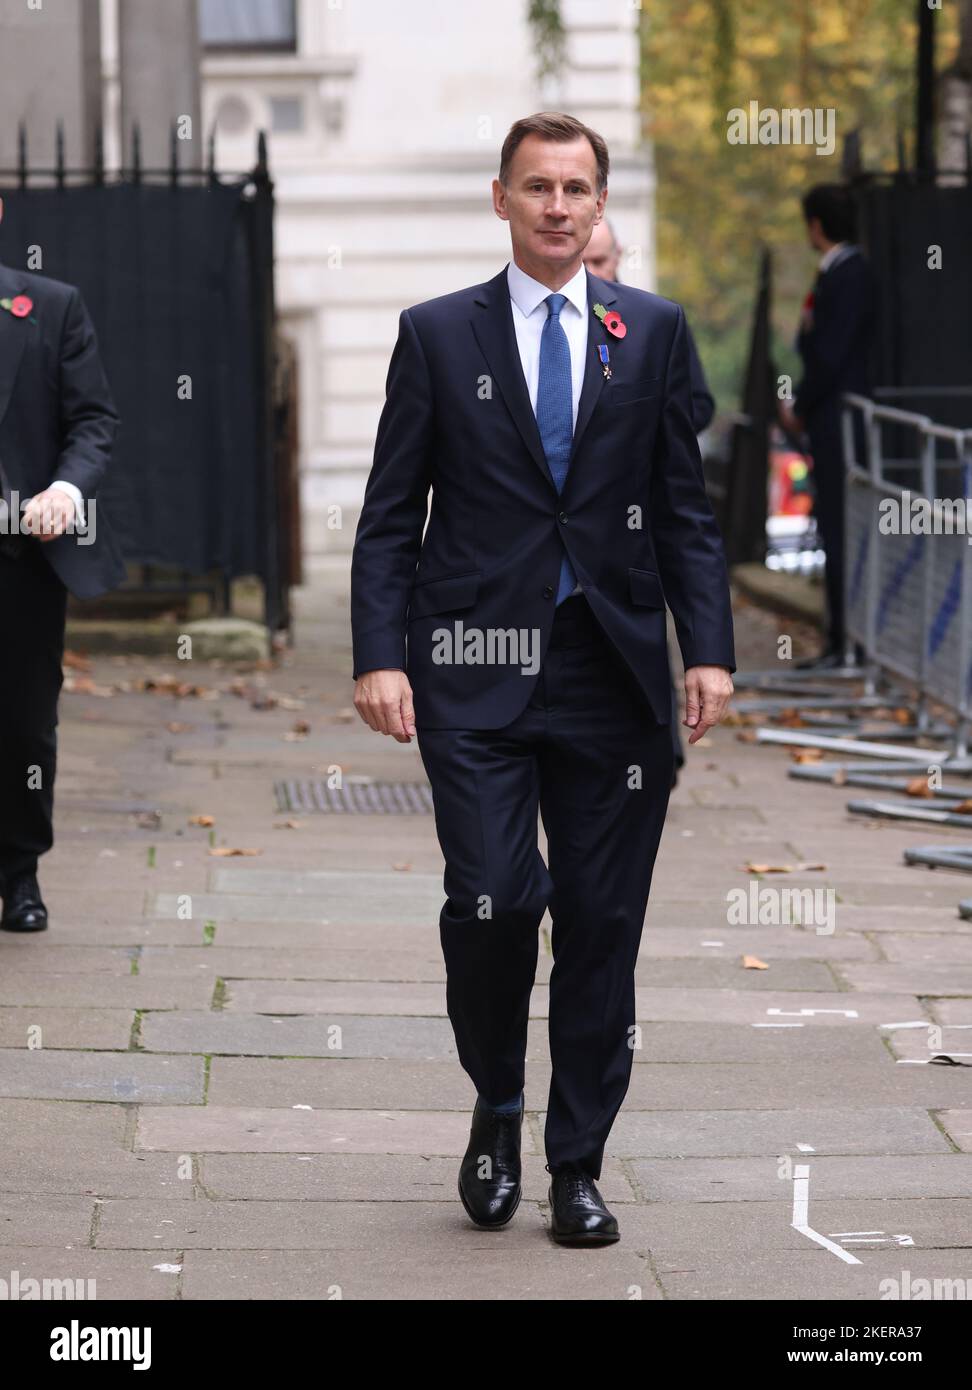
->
[791,1164,862,1265]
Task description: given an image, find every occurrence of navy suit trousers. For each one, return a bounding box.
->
[416,593,674,1178]
[0,540,67,881]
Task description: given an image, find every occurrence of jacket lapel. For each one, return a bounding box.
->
[470,267,551,486]
[569,270,616,468]
[0,263,29,432]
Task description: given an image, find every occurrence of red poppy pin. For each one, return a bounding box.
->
[593,302,626,338]
[1,294,37,324]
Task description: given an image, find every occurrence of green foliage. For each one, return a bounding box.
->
[527,0,567,83]
[638,0,959,410]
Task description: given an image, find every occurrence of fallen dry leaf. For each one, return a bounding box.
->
[208,846,263,857]
[952,800,972,814]
[742,955,769,970]
[274,819,303,830]
[742,861,827,874]
[166,721,191,734]
[790,748,823,763]
[62,649,92,671]
[831,769,847,786]
[905,776,934,798]
[392,862,412,872]
[188,814,215,827]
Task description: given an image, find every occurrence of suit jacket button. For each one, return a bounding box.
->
[557,511,568,523]
[542,585,554,599]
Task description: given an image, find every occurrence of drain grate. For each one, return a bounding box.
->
[275,779,435,814]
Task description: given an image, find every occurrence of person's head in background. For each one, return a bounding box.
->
[583,218,622,281]
[802,184,856,254]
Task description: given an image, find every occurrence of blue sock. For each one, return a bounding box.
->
[479,1091,523,1114]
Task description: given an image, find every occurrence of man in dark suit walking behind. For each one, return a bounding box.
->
[780,184,875,667]
[0,196,124,932]
[351,114,735,1244]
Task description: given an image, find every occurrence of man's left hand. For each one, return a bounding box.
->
[777,401,803,436]
[21,489,75,542]
[683,665,734,744]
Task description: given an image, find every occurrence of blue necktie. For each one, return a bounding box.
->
[535,293,578,604]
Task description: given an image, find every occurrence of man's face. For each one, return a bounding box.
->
[582,219,621,281]
[493,134,606,274]
[806,214,826,252]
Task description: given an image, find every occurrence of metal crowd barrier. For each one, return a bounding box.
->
[740,395,972,911]
[842,393,972,754]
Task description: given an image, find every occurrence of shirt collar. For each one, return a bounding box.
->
[507,259,588,319]
[818,241,849,272]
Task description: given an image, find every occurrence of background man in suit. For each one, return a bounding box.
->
[0,196,124,932]
[779,183,875,667]
[583,218,716,785]
[351,113,735,1245]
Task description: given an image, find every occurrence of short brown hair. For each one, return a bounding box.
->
[499,112,610,193]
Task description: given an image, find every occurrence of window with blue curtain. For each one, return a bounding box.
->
[199,0,297,50]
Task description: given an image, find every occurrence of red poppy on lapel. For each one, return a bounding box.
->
[1,294,37,324]
[592,301,626,339]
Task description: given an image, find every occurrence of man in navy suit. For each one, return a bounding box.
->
[0,195,124,932]
[780,183,875,667]
[351,113,735,1245]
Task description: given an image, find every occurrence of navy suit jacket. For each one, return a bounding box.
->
[795,246,875,430]
[351,265,735,730]
[0,261,125,599]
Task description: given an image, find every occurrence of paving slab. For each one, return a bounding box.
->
[0,945,138,975]
[654,1248,972,1300]
[0,1193,94,1246]
[0,1247,179,1300]
[602,1107,950,1158]
[622,1059,972,1110]
[140,1010,458,1058]
[937,1110,972,1151]
[0,1051,204,1104]
[0,1008,134,1051]
[135,1106,496,1155]
[137,945,447,982]
[0,1098,129,1150]
[882,934,972,964]
[635,926,878,961]
[628,1154,972,1203]
[179,1244,661,1300]
[0,1149,197,1199]
[836,963,972,995]
[0,974,215,1010]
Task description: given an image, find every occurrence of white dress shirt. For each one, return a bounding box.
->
[507,259,588,428]
[507,259,588,593]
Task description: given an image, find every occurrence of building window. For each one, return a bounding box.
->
[199,0,297,51]
[270,96,304,133]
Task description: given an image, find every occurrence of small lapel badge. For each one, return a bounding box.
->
[598,343,612,379]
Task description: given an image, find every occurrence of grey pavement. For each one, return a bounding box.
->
[2,560,972,1300]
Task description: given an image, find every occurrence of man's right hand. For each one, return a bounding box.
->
[353,669,417,743]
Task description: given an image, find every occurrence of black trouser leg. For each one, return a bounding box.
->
[0,543,68,883]
[808,418,846,652]
[537,606,673,1178]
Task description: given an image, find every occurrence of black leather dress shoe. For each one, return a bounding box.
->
[547,1163,620,1245]
[1,873,49,932]
[794,647,844,670]
[458,1096,523,1228]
